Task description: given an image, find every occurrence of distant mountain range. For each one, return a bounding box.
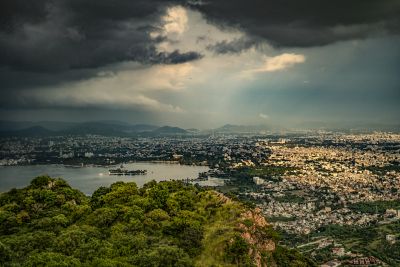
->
[0,120,188,137]
[0,121,77,132]
[0,120,398,137]
[1,126,55,137]
[63,122,159,136]
[152,126,188,134]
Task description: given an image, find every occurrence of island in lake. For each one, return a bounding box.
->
[108,165,147,175]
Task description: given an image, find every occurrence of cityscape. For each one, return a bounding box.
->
[1,127,399,266]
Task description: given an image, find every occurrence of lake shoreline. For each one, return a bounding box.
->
[0,162,211,194]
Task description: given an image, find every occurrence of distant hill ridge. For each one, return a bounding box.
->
[1,120,399,136]
[0,120,189,137]
[152,126,188,134]
[0,126,55,137]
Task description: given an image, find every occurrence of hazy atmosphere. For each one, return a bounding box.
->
[1,2,400,266]
[1,0,399,128]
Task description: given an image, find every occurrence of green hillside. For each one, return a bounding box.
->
[0,176,314,267]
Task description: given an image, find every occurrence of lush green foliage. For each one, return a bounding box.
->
[273,246,316,267]
[348,200,400,214]
[0,176,313,266]
[312,222,400,265]
[224,235,253,266]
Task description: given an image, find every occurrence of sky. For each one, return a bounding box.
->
[0,0,399,128]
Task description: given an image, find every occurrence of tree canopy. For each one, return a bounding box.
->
[0,176,314,267]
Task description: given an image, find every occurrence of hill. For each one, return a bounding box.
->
[65,122,148,136]
[0,121,160,137]
[0,121,78,132]
[0,176,314,267]
[64,121,159,136]
[152,126,188,134]
[0,126,55,137]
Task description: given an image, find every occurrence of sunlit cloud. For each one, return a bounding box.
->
[20,88,184,113]
[163,6,188,35]
[17,61,189,113]
[251,53,306,72]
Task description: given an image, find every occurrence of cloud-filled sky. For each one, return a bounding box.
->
[1,0,399,128]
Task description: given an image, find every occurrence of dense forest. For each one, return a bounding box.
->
[0,176,314,266]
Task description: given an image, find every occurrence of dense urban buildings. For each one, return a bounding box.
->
[1,130,399,265]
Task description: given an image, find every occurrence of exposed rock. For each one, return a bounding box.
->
[239,208,276,267]
[213,192,277,266]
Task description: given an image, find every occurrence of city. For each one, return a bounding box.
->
[1,130,399,265]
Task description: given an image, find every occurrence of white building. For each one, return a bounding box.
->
[253,176,265,185]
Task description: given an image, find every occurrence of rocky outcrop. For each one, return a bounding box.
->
[213,191,277,266]
[239,208,276,267]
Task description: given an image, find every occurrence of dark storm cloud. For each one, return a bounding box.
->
[1,0,399,123]
[189,0,400,47]
[207,37,256,54]
[0,0,205,96]
[156,50,203,64]
[0,1,49,32]
[1,0,398,77]
[0,0,203,73]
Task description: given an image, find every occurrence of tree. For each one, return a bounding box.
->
[0,241,11,265]
[23,252,81,267]
[91,186,111,208]
[129,245,193,267]
[225,235,253,266]
[87,207,119,227]
[102,182,139,206]
[30,175,52,188]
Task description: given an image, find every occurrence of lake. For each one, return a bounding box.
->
[0,163,212,195]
